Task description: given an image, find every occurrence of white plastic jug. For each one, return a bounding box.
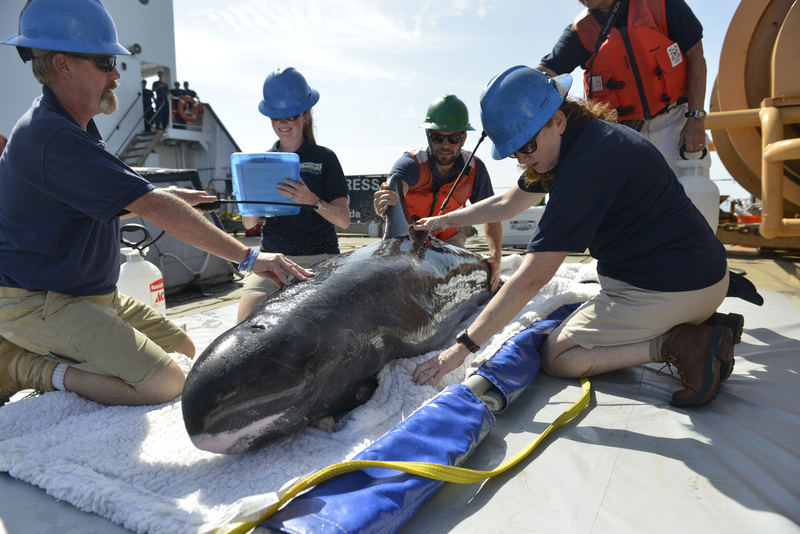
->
[675,150,719,230]
[368,220,379,238]
[118,247,166,316]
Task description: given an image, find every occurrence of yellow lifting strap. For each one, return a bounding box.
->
[218,378,591,534]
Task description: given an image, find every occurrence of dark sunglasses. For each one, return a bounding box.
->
[509,131,541,158]
[428,131,464,145]
[271,114,302,122]
[66,53,116,73]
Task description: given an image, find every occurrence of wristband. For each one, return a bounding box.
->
[456,329,480,353]
[237,247,258,273]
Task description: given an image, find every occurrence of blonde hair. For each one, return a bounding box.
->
[30,50,57,85]
[519,99,617,191]
[303,109,317,145]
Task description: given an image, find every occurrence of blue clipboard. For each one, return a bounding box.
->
[230,152,301,216]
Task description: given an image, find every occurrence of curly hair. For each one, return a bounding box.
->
[519,99,617,191]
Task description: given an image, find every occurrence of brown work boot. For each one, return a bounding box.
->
[1,337,57,406]
[661,324,733,407]
[702,312,744,381]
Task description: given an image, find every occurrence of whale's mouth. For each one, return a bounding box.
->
[186,381,311,453]
[189,410,289,454]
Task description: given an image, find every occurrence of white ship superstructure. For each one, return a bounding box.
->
[0,0,238,190]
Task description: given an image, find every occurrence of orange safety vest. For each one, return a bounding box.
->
[405,148,477,241]
[573,0,688,121]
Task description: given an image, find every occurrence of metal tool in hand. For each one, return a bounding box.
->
[195,199,318,211]
[436,130,488,216]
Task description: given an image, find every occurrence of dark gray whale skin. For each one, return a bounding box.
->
[181,175,492,454]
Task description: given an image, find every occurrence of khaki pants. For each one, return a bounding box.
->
[562,271,729,349]
[0,287,185,386]
[639,102,710,179]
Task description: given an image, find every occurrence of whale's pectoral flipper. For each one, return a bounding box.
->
[336,375,380,413]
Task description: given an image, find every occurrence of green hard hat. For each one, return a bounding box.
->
[419,94,475,131]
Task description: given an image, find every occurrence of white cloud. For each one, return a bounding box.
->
[174,0,741,188]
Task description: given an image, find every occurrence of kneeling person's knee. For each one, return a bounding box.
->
[135,361,185,404]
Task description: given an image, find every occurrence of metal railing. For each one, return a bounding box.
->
[706,100,800,238]
[113,93,206,160]
[107,91,144,144]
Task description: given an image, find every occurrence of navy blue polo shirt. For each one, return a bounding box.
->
[259,138,349,256]
[521,117,726,292]
[540,0,703,75]
[0,86,154,295]
[390,149,495,210]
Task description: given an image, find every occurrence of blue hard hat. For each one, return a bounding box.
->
[258,67,320,119]
[1,0,130,57]
[479,66,572,160]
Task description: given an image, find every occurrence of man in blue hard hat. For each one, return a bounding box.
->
[411,66,742,408]
[373,94,504,291]
[0,0,314,407]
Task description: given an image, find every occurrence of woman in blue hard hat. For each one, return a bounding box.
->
[411,66,740,408]
[237,67,350,323]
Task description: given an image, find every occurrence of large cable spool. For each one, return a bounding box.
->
[710,0,800,215]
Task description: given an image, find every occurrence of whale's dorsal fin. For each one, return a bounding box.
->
[382,174,412,239]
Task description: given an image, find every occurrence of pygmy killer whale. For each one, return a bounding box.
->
[181,175,493,454]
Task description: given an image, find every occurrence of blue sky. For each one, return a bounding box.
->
[172,0,748,200]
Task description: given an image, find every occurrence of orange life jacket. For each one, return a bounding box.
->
[573,0,688,121]
[405,148,476,241]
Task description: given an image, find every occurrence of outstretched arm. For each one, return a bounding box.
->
[127,189,314,286]
[413,187,544,233]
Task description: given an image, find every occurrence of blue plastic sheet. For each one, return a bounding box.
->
[263,384,495,534]
[262,303,580,534]
[476,303,580,413]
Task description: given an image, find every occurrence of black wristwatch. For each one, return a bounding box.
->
[314,198,323,210]
[456,329,481,353]
[685,109,707,120]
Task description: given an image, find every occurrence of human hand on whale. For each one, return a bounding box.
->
[252,253,314,287]
[373,183,398,216]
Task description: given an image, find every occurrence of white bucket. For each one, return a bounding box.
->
[675,153,719,230]
[118,247,166,316]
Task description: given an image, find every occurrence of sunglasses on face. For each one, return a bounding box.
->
[509,132,541,158]
[66,53,116,73]
[428,132,464,145]
[271,114,302,122]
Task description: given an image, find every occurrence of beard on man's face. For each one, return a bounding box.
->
[100,81,120,115]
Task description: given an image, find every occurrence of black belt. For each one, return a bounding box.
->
[619,96,688,132]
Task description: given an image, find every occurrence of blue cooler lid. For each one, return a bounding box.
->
[230,152,301,216]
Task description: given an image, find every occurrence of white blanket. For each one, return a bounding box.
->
[0,257,600,534]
